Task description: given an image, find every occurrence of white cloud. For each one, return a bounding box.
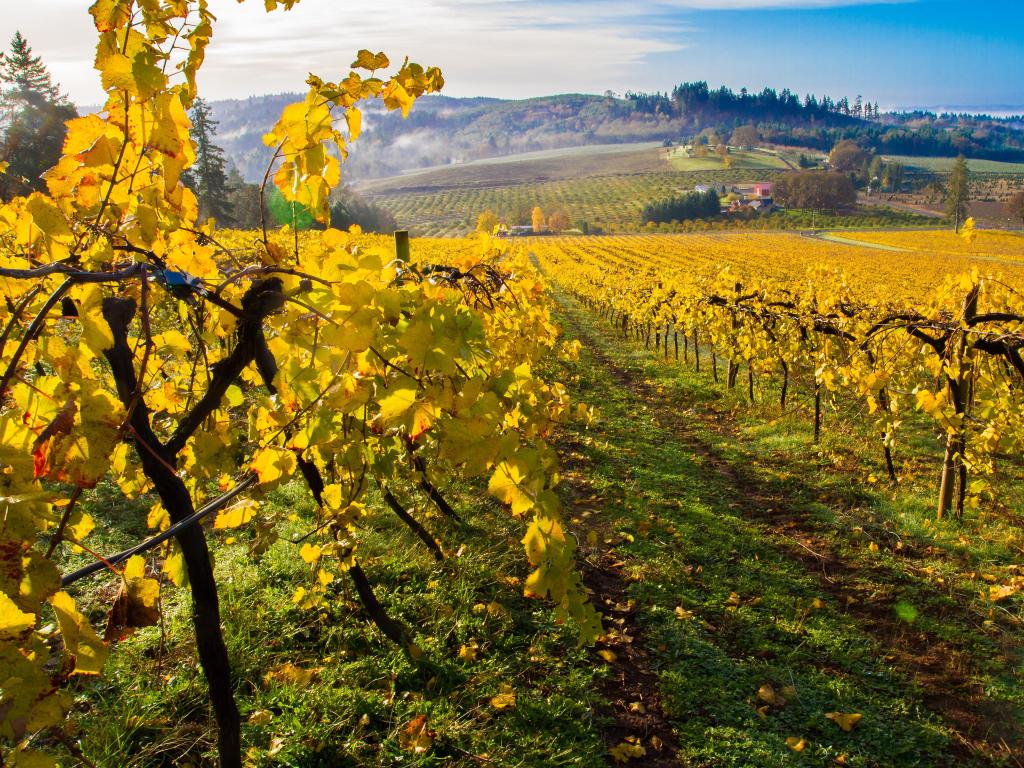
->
[2,0,908,105]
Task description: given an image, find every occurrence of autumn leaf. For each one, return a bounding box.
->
[609,739,646,763]
[263,662,316,686]
[399,714,434,753]
[0,592,35,639]
[490,684,516,710]
[825,712,863,732]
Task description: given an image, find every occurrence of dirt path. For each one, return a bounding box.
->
[557,294,1023,767]
[556,433,681,766]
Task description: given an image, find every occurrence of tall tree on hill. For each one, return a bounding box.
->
[828,140,870,173]
[730,124,759,149]
[183,98,233,225]
[946,155,970,233]
[0,32,77,199]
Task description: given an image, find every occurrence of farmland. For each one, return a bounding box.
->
[361,146,936,236]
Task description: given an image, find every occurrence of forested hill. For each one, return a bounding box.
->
[207,87,1024,183]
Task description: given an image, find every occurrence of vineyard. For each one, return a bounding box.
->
[362,170,934,238]
[2,2,1024,768]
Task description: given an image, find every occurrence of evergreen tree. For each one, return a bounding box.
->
[183,98,233,225]
[0,32,76,199]
[0,32,60,107]
[946,155,970,233]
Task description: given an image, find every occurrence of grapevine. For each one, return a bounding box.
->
[0,3,598,766]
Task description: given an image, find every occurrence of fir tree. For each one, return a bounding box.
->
[0,32,76,198]
[184,98,233,225]
[0,32,61,108]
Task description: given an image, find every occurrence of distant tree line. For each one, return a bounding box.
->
[757,122,1024,163]
[627,81,877,126]
[626,81,1024,163]
[642,190,721,224]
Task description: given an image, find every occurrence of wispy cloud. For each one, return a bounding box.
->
[3,0,913,105]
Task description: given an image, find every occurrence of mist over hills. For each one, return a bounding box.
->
[209,92,687,183]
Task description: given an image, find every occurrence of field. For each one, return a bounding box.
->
[30,228,1023,768]
[360,141,959,236]
[666,146,794,171]
[363,157,935,237]
[826,228,1024,263]
[882,154,1024,174]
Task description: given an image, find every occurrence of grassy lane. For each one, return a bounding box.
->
[552,288,1023,768]
[66,487,613,766]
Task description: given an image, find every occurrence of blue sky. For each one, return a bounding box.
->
[6,0,1023,111]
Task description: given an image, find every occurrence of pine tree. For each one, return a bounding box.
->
[0,32,60,108]
[0,32,76,199]
[946,155,970,233]
[184,98,233,225]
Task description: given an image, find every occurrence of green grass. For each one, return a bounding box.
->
[667,148,791,171]
[882,155,1024,174]
[56,480,609,767]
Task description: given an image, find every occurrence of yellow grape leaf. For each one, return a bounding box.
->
[378,386,417,424]
[50,591,107,674]
[351,50,390,71]
[825,712,862,732]
[162,549,187,588]
[0,592,35,639]
[609,740,646,763]
[757,684,779,705]
[786,737,807,752]
[264,662,316,686]
[225,385,244,408]
[26,193,71,240]
[346,107,362,141]
[597,649,617,663]
[214,499,259,530]
[5,750,58,768]
[299,543,321,563]
[399,714,434,753]
[123,555,160,609]
[251,446,297,486]
[490,684,516,710]
[488,460,534,515]
[77,284,115,354]
[248,709,273,726]
[458,641,478,661]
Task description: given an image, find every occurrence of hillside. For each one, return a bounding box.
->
[211,92,686,183]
